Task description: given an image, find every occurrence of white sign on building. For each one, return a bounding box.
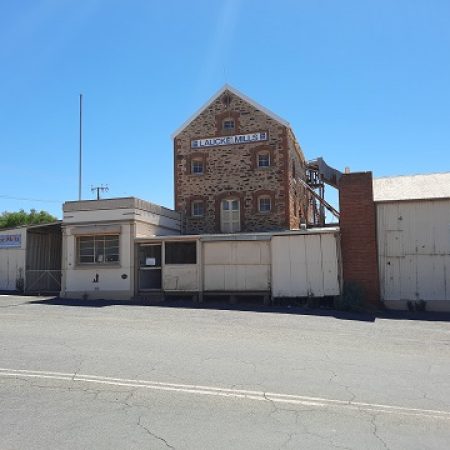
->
[191,132,268,149]
[0,234,22,249]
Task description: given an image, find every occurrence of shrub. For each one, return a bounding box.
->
[334,282,364,311]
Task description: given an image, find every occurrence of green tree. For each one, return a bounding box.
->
[0,209,58,229]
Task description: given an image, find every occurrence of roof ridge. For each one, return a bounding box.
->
[374,171,450,180]
[171,84,290,138]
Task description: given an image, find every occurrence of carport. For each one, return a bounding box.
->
[25,222,62,294]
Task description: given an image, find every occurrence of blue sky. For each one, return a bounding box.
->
[1,0,449,219]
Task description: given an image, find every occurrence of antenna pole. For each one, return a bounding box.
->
[78,93,83,200]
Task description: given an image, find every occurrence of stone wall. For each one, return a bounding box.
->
[174,89,307,234]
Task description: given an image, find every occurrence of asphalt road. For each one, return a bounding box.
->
[1,295,450,449]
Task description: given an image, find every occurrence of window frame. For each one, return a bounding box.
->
[257,152,270,168]
[222,118,235,131]
[191,200,205,217]
[164,241,197,265]
[191,158,204,175]
[76,234,120,266]
[258,196,272,214]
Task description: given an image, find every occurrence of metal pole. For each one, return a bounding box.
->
[78,94,83,200]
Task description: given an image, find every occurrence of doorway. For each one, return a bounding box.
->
[138,244,162,290]
[221,199,240,233]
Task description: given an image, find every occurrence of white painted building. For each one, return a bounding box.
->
[135,228,341,301]
[374,172,450,312]
[61,197,181,300]
[0,227,27,291]
[0,223,62,293]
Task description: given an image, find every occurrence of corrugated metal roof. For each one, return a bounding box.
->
[373,172,450,202]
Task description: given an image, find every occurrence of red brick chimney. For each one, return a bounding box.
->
[339,172,381,309]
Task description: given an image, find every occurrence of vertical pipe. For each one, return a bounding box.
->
[78,94,83,200]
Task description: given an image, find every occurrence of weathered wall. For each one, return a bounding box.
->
[339,172,381,309]
[271,232,341,298]
[286,128,308,228]
[377,199,450,311]
[174,89,307,234]
[61,223,134,300]
[0,228,27,291]
[202,240,271,291]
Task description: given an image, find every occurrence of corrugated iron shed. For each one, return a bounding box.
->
[373,172,450,202]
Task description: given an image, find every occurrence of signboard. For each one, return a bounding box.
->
[0,234,22,249]
[191,131,268,149]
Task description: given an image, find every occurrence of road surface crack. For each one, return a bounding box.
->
[368,412,390,450]
[137,416,175,449]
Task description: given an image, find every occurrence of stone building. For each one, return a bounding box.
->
[173,85,309,234]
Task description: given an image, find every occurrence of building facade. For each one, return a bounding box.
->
[60,197,181,300]
[374,173,450,312]
[173,85,309,235]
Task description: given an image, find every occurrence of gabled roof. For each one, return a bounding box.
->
[373,172,450,202]
[171,84,290,139]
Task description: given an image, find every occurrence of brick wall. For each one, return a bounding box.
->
[174,89,307,234]
[339,172,381,309]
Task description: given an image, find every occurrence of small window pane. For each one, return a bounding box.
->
[223,120,235,130]
[192,159,203,174]
[192,201,204,217]
[232,200,239,211]
[259,197,271,213]
[165,242,197,264]
[77,234,120,264]
[258,153,270,167]
[139,245,161,267]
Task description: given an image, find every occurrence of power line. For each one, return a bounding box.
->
[0,195,62,203]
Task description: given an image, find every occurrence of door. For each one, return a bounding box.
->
[138,244,162,290]
[221,199,240,233]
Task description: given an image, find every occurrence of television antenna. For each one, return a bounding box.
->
[91,184,109,200]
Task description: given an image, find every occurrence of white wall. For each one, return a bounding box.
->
[377,199,450,311]
[61,223,134,299]
[163,265,199,291]
[202,240,271,291]
[0,228,27,291]
[271,232,341,298]
[64,208,180,234]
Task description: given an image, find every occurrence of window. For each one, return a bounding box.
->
[223,119,235,130]
[258,196,271,213]
[77,235,119,264]
[191,158,204,174]
[165,242,197,264]
[191,200,204,217]
[258,152,270,168]
[292,162,296,179]
[221,198,240,232]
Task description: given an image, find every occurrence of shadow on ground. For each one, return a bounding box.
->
[24,296,450,323]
